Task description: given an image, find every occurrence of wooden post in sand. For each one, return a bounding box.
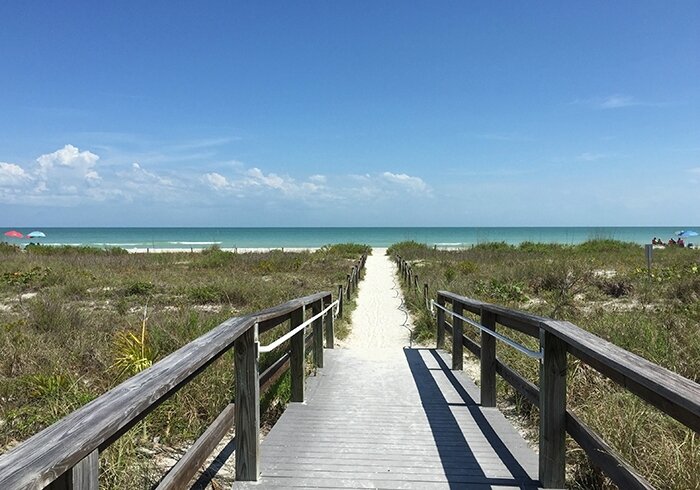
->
[337,285,343,317]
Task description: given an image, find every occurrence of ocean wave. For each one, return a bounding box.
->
[95,243,141,246]
[168,241,223,245]
[434,242,463,246]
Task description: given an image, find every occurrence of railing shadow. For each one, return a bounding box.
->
[404,347,539,489]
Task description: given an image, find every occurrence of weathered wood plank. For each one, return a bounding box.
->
[323,295,334,349]
[539,330,567,488]
[312,300,324,368]
[234,327,259,481]
[47,449,99,490]
[452,302,464,370]
[0,316,252,490]
[480,309,497,408]
[337,284,344,318]
[259,352,290,394]
[289,307,305,403]
[544,319,700,434]
[256,291,330,334]
[157,403,235,489]
[436,295,446,349]
[439,291,545,333]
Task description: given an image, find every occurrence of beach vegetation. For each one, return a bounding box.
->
[391,239,700,490]
[25,244,129,255]
[0,245,367,488]
[0,242,20,254]
[318,243,372,257]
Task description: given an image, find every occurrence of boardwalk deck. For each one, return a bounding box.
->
[236,347,542,489]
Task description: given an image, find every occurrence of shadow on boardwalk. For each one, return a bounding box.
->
[404,348,540,489]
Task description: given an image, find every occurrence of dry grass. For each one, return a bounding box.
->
[389,240,700,490]
[0,243,368,488]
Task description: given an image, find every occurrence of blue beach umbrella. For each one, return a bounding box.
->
[675,230,699,238]
[27,231,46,238]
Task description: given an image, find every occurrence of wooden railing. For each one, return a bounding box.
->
[395,255,700,489]
[0,255,367,489]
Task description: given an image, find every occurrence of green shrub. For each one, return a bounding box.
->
[457,260,478,275]
[576,239,640,254]
[124,281,155,296]
[0,242,21,254]
[470,241,514,252]
[27,296,87,333]
[318,243,371,257]
[387,241,433,258]
[26,244,128,255]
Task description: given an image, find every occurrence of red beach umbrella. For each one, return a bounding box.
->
[4,230,24,238]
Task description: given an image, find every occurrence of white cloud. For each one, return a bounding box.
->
[37,144,100,180]
[245,167,289,191]
[204,172,232,190]
[0,162,31,185]
[689,167,700,174]
[309,174,327,183]
[381,172,430,193]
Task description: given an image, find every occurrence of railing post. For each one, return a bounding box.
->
[423,283,429,309]
[312,300,323,368]
[436,294,446,349]
[353,265,359,288]
[234,324,260,481]
[290,307,305,403]
[324,295,334,349]
[337,284,343,318]
[452,301,463,371]
[48,449,99,489]
[539,330,567,488]
[480,309,497,407]
[414,274,418,290]
[346,274,352,298]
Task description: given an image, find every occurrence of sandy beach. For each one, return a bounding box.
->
[124,247,321,254]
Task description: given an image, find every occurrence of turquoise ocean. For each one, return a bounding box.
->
[2,227,698,250]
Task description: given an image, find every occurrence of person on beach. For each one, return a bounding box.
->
[678,238,685,248]
[668,238,676,246]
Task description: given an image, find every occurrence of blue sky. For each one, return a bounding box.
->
[1,1,698,226]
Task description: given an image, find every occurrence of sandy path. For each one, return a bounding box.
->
[340,248,414,357]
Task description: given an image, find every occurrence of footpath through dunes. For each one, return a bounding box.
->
[236,248,543,489]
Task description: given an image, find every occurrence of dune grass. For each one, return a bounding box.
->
[0,243,369,488]
[389,240,700,490]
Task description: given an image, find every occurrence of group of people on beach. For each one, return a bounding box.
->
[652,237,694,248]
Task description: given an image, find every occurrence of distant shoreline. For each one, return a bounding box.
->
[2,226,699,250]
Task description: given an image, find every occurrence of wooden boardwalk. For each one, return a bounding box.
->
[236,346,541,489]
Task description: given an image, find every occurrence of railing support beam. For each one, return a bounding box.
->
[480,310,497,407]
[324,296,334,349]
[312,300,323,368]
[290,307,305,403]
[234,326,260,482]
[48,449,99,490]
[436,295,446,349]
[337,285,343,318]
[452,301,463,370]
[539,330,567,488]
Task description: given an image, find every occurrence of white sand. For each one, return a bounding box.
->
[340,248,414,358]
[125,247,320,254]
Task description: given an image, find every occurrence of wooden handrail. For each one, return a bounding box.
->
[0,315,253,490]
[394,255,699,489]
[0,253,368,489]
